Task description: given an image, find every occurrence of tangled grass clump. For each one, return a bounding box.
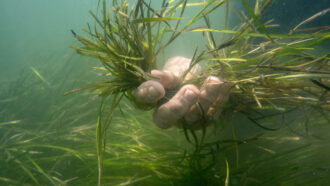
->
[70,0,330,185]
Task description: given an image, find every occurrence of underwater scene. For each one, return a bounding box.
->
[1,0,329,185]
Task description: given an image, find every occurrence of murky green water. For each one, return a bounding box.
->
[1,0,329,185]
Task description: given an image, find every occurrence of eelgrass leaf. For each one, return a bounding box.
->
[27,145,85,161]
[181,0,221,32]
[225,158,229,186]
[64,82,112,96]
[174,0,187,31]
[96,98,105,186]
[89,10,104,29]
[241,0,274,42]
[15,159,41,186]
[146,7,153,71]
[0,177,19,184]
[310,79,330,91]
[246,116,281,131]
[132,17,182,23]
[275,73,330,79]
[30,67,50,86]
[0,120,21,126]
[203,14,216,50]
[160,0,222,52]
[191,28,330,41]
[182,120,192,145]
[25,154,56,185]
[205,57,247,62]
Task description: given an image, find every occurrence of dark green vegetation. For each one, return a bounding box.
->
[1,0,330,185]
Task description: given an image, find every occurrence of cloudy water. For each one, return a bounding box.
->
[1,0,329,185]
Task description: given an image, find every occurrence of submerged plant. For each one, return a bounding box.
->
[69,0,221,102]
[190,0,330,130]
[69,0,330,185]
[70,0,226,185]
